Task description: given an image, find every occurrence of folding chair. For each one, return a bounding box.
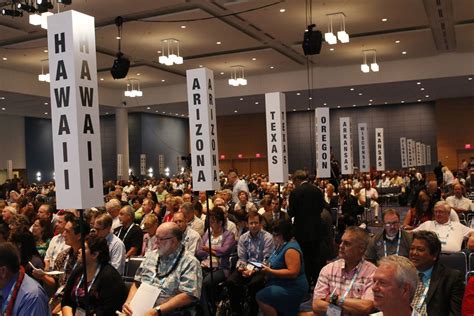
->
[439,252,467,283]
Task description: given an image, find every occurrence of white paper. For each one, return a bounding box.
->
[130,282,160,316]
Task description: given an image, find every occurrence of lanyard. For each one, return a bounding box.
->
[74,266,101,306]
[434,221,452,244]
[1,279,18,315]
[383,230,401,257]
[339,264,361,303]
[247,233,262,261]
[268,242,287,265]
[117,223,135,241]
[413,278,431,314]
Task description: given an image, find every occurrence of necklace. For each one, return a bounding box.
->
[155,246,185,279]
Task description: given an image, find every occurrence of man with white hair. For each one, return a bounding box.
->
[106,198,122,230]
[372,255,418,316]
[413,200,474,252]
[446,183,473,213]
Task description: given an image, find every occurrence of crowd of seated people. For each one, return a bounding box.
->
[0,163,473,315]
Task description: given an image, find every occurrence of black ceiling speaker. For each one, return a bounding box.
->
[110,16,130,80]
[111,53,130,79]
[302,24,322,55]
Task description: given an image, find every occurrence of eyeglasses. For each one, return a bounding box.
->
[156,236,175,242]
[384,222,399,227]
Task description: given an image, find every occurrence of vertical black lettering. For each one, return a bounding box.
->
[193,93,201,105]
[56,60,68,80]
[83,114,94,134]
[195,108,200,120]
[64,169,69,190]
[55,32,66,54]
[192,78,201,89]
[89,168,94,188]
[87,141,92,161]
[197,155,205,166]
[54,87,70,108]
[79,35,89,54]
[62,142,68,162]
[80,61,91,80]
[79,87,93,107]
[58,115,70,135]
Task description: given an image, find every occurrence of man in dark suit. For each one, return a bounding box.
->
[409,230,464,315]
[262,195,289,233]
[288,170,324,286]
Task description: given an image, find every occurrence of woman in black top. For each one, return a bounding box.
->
[61,235,128,316]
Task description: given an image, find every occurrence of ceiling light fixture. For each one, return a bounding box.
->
[124,79,143,98]
[38,59,50,82]
[325,12,349,44]
[228,65,247,87]
[158,39,183,66]
[1,8,22,17]
[361,49,379,73]
[17,3,36,13]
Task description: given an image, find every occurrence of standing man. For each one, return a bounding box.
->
[0,243,51,315]
[365,209,412,264]
[227,170,249,204]
[409,230,464,315]
[114,205,144,258]
[288,169,324,285]
[372,255,418,316]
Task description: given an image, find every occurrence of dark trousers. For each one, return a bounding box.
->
[298,240,321,287]
[201,268,226,316]
[226,270,265,315]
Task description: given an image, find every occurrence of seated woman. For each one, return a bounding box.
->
[61,234,128,316]
[31,217,54,258]
[196,207,236,316]
[233,190,257,214]
[403,190,432,230]
[257,220,308,316]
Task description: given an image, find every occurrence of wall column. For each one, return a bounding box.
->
[115,108,130,181]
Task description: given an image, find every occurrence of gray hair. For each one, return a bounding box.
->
[378,255,418,301]
[345,226,370,250]
[434,200,450,212]
[105,198,121,211]
[120,205,135,218]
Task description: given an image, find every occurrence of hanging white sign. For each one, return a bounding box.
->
[400,137,408,168]
[375,128,385,171]
[358,123,370,172]
[340,117,354,175]
[315,108,331,178]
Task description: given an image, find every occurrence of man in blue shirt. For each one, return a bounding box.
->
[0,242,50,316]
[226,211,274,315]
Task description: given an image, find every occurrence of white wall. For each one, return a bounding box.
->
[0,115,26,169]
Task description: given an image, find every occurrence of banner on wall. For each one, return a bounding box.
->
[358,123,370,172]
[140,154,146,175]
[6,160,13,179]
[47,10,103,209]
[117,154,123,178]
[265,92,289,183]
[375,128,385,171]
[416,142,422,166]
[426,145,432,166]
[406,139,413,167]
[400,137,408,168]
[340,117,353,175]
[421,143,426,166]
[315,108,330,178]
[158,154,165,175]
[186,68,220,191]
[410,140,417,167]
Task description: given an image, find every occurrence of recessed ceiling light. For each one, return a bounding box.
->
[43,49,48,53]
[329,48,335,51]
[279,8,286,13]
[157,50,162,54]
[323,103,327,106]
[44,112,48,115]
[181,114,185,117]
[180,25,186,29]
[368,103,372,105]
[369,99,373,102]
[105,112,109,115]
[100,78,104,81]
[234,110,238,113]
[309,97,312,100]
[255,101,259,105]
[307,107,311,110]
[395,40,400,44]
[420,88,425,91]
[155,110,159,113]
[0,97,4,100]
[353,104,356,107]
[350,88,354,91]
[337,105,341,108]
[425,95,430,98]
[162,112,166,114]
[136,73,141,76]
[358,93,363,96]
[296,92,301,96]
[1,108,5,111]
[44,102,48,105]
[270,66,274,69]
[402,51,407,55]
[116,36,121,40]
[199,65,203,68]
[468,77,473,81]
[384,102,388,104]
[220,72,224,75]
[401,101,405,103]
[292,109,296,111]
[417,99,421,102]
[240,98,244,101]
[382,18,388,22]
[161,79,165,82]
[252,57,256,61]
[2,57,7,61]
[216,41,221,45]
[175,113,179,116]
[416,82,421,85]
[147,107,151,110]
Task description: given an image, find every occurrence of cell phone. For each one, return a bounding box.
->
[249,261,263,269]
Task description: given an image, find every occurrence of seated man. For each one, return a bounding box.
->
[0,242,51,315]
[141,213,159,256]
[409,230,464,315]
[173,212,200,254]
[114,205,144,258]
[227,211,274,315]
[372,255,418,316]
[446,183,472,214]
[413,201,474,252]
[91,213,126,274]
[181,202,204,236]
[313,226,376,315]
[365,209,412,264]
[122,222,202,316]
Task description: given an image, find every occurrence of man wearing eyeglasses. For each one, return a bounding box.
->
[122,222,202,316]
[365,209,412,264]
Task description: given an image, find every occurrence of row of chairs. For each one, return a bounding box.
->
[438,251,474,283]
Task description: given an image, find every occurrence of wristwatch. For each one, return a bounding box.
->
[154,305,162,316]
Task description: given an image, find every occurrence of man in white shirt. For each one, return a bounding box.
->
[105,198,122,231]
[173,212,200,254]
[413,201,474,252]
[228,170,249,204]
[181,202,204,236]
[359,180,380,221]
[446,183,473,213]
[44,211,70,270]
